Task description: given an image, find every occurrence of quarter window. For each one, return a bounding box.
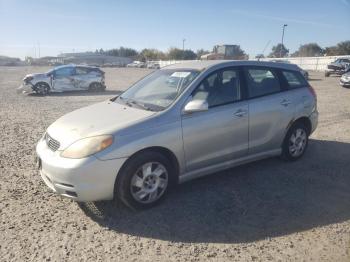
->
[245,68,280,98]
[192,69,241,108]
[282,70,307,89]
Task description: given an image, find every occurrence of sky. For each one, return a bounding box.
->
[0,0,350,59]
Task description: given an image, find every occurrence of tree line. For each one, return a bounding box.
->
[259,40,350,58]
[95,40,350,60]
[95,47,202,61]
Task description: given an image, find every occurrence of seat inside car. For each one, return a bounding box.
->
[209,76,240,106]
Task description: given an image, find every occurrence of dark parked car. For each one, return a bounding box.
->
[325,58,350,77]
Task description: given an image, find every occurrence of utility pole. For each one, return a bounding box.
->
[38,42,40,58]
[280,24,287,58]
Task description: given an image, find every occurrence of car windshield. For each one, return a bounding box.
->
[46,68,55,74]
[46,66,67,75]
[116,69,199,111]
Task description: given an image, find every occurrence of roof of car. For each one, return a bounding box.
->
[53,64,100,70]
[163,60,300,71]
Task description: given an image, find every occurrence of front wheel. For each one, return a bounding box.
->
[115,151,174,210]
[34,82,50,95]
[281,123,309,161]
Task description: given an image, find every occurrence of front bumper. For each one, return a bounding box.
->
[17,84,33,94]
[36,138,127,202]
[340,79,350,87]
[309,110,318,134]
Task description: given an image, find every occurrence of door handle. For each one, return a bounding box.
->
[280,99,291,107]
[234,109,247,117]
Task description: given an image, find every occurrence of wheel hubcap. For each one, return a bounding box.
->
[37,84,48,94]
[289,128,307,157]
[130,162,168,204]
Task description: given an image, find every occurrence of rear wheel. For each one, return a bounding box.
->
[281,122,309,161]
[88,82,105,92]
[116,151,174,210]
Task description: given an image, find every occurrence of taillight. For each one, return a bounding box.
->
[308,85,317,100]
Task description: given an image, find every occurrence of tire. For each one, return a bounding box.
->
[34,82,50,95]
[325,72,330,77]
[88,82,105,92]
[115,151,174,210]
[281,122,309,161]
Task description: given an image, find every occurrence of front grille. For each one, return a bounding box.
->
[45,133,60,151]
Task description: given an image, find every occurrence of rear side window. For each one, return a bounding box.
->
[90,68,103,76]
[245,68,280,98]
[282,70,308,89]
[75,67,89,75]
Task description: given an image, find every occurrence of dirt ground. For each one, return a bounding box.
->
[1,66,350,262]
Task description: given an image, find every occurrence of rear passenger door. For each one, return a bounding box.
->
[72,67,90,90]
[280,69,314,120]
[244,67,295,154]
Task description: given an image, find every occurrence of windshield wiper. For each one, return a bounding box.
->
[117,96,134,108]
[128,100,154,111]
[117,97,157,111]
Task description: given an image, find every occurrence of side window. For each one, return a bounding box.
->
[192,68,241,108]
[55,67,74,77]
[245,68,280,98]
[75,67,88,75]
[282,70,308,89]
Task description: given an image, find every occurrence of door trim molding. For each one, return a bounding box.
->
[178,148,281,183]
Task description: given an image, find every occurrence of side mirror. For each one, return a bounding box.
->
[48,72,55,79]
[183,99,208,114]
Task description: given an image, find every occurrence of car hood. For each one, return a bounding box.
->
[46,101,156,149]
[24,73,47,80]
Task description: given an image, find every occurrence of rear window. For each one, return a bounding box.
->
[282,70,308,89]
[245,68,281,98]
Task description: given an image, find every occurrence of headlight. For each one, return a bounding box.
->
[61,135,114,159]
[24,76,33,83]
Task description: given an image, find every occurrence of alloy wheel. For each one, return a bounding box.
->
[130,162,168,204]
[289,128,307,157]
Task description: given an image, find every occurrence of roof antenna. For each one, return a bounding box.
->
[259,40,271,61]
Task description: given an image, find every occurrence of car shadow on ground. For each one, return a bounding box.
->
[79,139,350,243]
[28,90,122,97]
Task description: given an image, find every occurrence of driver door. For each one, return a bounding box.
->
[181,68,249,172]
[52,66,75,91]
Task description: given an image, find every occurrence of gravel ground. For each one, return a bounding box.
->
[1,67,350,262]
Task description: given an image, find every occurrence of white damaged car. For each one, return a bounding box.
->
[18,65,106,95]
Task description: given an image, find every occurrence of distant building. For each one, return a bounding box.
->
[201,44,248,60]
[200,53,225,60]
[28,56,64,66]
[0,55,24,66]
[58,52,132,66]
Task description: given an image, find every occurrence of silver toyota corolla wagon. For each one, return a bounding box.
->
[36,60,318,209]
